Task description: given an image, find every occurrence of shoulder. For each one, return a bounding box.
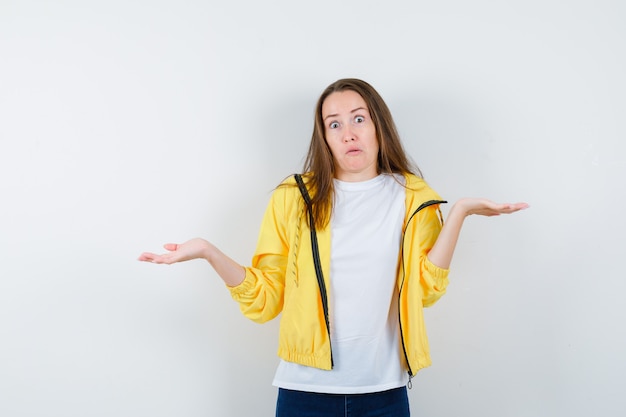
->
[267,174,306,209]
[276,172,313,187]
[403,173,435,193]
[403,173,427,189]
[402,173,444,206]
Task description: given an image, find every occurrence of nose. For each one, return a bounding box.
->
[342,126,355,142]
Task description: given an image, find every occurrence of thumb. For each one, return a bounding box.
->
[163,243,179,252]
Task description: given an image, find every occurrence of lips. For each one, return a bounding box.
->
[346,147,361,155]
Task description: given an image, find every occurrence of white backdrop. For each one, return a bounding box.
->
[1,1,625,416]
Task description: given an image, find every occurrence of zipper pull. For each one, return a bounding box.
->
[407,374,413,390]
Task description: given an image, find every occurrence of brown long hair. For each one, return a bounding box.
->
[302,78,421,229]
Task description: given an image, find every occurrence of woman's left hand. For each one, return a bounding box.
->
[455,198,530,217]
[427,198,529,269]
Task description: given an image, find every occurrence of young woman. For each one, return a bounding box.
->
[139,78,528,417]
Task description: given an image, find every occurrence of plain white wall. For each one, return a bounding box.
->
[1,0,624,416]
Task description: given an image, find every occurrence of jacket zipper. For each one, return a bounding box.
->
[310,222,334,368]
[294,174,334,368]
[398,199,447,386]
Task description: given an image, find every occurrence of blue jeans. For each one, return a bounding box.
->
[276,387,410,417]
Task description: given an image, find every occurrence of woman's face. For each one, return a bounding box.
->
[321,90,379,182]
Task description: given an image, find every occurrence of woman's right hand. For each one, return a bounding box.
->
[138,238,211,265]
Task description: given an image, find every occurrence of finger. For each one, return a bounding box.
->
[138,252,157,262]
[163,243,179,251]
[498,203,529,214]
[151,257,170,264]
[505,203,529,212]
[150,254,176,264]
[138,252,176,264]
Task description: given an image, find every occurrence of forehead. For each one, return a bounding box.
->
[321,90,368,116]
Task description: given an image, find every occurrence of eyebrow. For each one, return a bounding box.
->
[323,107,368,121]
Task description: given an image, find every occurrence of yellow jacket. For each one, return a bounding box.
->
[228,173,449,377]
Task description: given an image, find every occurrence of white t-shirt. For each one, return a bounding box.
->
[273,174,408,394]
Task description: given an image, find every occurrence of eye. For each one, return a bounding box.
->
[329,121,340,129]
[354,116,365,123]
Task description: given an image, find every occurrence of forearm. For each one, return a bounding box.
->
[204,242,246,287]
[426,203,468,269]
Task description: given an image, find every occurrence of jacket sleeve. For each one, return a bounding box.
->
[407,204,450,307]
[227,186,290,323]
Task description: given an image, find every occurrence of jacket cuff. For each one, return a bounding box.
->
[424,256,449,277]
[227,269,256,296]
